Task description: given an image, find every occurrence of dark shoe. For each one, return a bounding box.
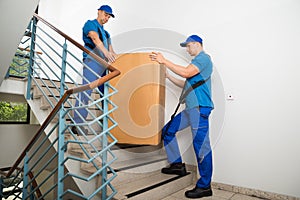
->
[71,126,88,135]
[185,186,213,198]
[161,163,187,176]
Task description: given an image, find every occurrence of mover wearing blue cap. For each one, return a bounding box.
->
[150,34,214,199]
[72,5,117,135]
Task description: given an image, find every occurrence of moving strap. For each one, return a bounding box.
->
[162,77,210,139]
[179,77,210,104]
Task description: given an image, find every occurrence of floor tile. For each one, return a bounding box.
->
[213,189,235,199]
[230,193,265,200]
[162,185,231,200]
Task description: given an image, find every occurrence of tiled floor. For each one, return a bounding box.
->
[162,184,265,200]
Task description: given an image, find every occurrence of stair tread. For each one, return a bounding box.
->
[111,154,167,170]
[32,77,78,89]
[79,153,167,174]
[32,77,100,95]
[113,170,193,199]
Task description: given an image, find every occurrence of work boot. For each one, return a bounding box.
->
[161,163,187,176]
[185,185,213,198]
[71,126,88,135]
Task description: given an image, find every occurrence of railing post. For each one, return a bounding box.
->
[26,18,37,100]
[101,80,109,199]
[60,41,68,97]
[57,41,68,200]
[23,153,29,199]
[57,113,65,200]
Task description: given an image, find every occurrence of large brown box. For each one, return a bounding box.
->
[109,53,165,145]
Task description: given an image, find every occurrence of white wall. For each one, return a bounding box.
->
[38,0,300,198]
[0,125,39,168]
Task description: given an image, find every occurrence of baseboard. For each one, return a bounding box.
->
[212,182,299,200]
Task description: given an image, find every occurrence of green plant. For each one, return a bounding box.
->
[0,101,28,122]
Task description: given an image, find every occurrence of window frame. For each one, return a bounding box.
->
[0,101,31,124]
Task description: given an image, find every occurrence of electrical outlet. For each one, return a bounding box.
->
[226,94,234,100]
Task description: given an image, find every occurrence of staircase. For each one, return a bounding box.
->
[29,77,195,199]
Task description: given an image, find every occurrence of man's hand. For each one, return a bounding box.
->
[104,51,116,63]
[149,52,165,64]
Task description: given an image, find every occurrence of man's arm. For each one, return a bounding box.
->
[166,71,185,88]
[88,31,116,63]
[150,52,199,78]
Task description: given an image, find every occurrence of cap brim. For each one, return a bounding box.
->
[106,12,115,18]
[99,9,115,18]
[180,42,188,47]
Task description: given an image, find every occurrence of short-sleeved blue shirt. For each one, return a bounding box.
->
[184,51,214,109]
[82,19,111,59]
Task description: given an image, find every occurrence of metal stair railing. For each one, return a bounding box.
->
[5,23,32,79]
[0,13,120,200]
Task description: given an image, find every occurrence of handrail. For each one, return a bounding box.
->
[6,13,120,177]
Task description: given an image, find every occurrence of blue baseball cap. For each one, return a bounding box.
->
[180,35,203,47]
[98,5,115,18]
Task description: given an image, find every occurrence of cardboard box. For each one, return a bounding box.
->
[109,53,165,145]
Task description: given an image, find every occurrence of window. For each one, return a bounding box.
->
[0,101,30,124]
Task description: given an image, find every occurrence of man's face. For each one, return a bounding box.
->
[186,42,199,56]
[98,10,111,25]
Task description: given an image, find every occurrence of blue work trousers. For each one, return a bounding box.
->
[162,106,213,188]
[74,59,106,123]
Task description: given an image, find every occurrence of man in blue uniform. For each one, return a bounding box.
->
[150,35,214,198]
[72,5,117,135]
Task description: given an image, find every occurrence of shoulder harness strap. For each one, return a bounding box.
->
[179,77,210,104]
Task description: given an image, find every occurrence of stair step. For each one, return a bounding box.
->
[67,135,102,152]
[79,153,167,176]
[111,154,167,173]
[31,77,101,112]
[39,93,102,113]
[40,95,73,110]
[33,84,100,100]
[113,170,194,200]
[69,141,167,173]
[32,77,77,89]
[68,143,166,168]
[31,77,100,96]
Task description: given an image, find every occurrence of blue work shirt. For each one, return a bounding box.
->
[82,19,111,60]
[184,51,214,109]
